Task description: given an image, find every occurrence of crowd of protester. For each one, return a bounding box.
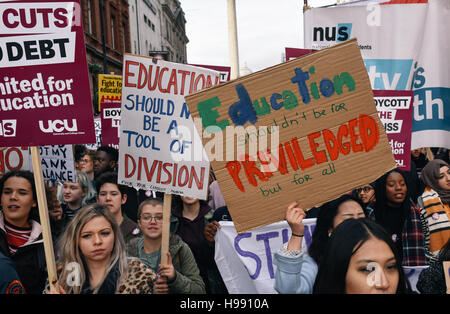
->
[0,144,448,294]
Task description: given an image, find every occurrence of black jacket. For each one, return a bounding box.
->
[0,213,47,294]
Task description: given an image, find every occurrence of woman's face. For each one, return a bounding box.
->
[345,238,399,294]
[438,166,450,191]
[385,172,407,206]
[357,185,375,204]
[79,154,94,174]
[63,182,86,206]
[1,176,36,227]
[331,200,365,231]
[79,216,115,263]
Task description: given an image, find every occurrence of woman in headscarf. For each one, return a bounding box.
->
[417,159,450,263]
[366,169,427,266]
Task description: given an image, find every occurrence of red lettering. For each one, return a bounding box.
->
[124,154,136,178]
[188,166,205,189]
[308,131,327,164]
[158,67,168,93]
[148,65,159,91]
[142,159,158,182]
[3,9,19,28]
[284,142,299,171]
[156,161,162,183]
[172,163,178,186]
[53,8,68,28]
[178,166,189,187]
[124,61,139,87]
[348,118,363,153]
[291,137,314,170]
[358,114,379,152]
[137,63,148,89]
[167,69,178,94]
[337,124,351,155]
[323,129,339,161]
[242,154,269,187]
[161,163,173,184]
[178,70,190,95]
[225,161,245,192]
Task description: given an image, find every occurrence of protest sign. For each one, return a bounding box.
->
[0,146,30,177]
[0,0,95,147]
[118,55,221,199]
[85,117,102,150]
[215,220,427,294]
[284,48,316,62]
[374,90,413,171]
[189,64,231,84]
[303,0,450,149]
[101,103,121,149]
[38,145,75,182]
[98,74,122,112]
[185,39,396,233]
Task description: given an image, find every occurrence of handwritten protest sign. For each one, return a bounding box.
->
[185,39,396,233]
[98,74,122,112]
[374,90,413,171]
[0,147,30,177]
[215,220,428,294]
[118,55,221,199]
[38,145,75,182]
[0,0,95,147]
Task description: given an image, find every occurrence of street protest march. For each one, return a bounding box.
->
[0,0,449,299]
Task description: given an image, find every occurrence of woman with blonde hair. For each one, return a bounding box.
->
[45,203,157,294]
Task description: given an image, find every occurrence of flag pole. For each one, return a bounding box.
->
[227,0,240,80]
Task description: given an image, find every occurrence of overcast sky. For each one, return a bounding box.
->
[180,0,337,73]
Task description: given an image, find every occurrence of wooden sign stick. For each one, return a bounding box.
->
[444,261,450,294]
[30,146,58,289]
[160,193,172,265]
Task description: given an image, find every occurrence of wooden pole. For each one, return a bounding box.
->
[160,193,172,265]
[30,146,58,289]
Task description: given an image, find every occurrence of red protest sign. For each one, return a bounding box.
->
[0,0,95,147]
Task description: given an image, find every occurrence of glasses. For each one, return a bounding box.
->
[140,215,163,223]
[356,186,373,193]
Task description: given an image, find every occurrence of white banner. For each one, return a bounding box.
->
[118,56,220,199]
[304,0,450,149]
[215,220,428,294]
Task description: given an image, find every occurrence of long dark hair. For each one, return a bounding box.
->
[373,169,412,231]
[308,194,365,265]
[0,170,39,222]
[313,218,412,294]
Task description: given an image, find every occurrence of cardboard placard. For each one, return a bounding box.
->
[185,39,396,233]
[118,55,221,199]
[0,0,95,147]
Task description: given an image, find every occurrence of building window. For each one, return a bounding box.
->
[111,15,116,49]
[87,0,92,34]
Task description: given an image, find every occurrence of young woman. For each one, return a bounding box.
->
[126,198,205,294]
[313,218,412,294]
[77,148,96,182]
[366,169,427,266]
[57,170,96,231]
[45,203,157,294]
[353,182,375,211]
[417,159,450,262]
[0,170,47,294]
[274,194,366,294]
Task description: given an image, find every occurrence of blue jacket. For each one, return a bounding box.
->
[273,249,318,294]
[0,252,25,294]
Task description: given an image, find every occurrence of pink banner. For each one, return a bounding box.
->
[101,102,121,149]
[0,0,95,147]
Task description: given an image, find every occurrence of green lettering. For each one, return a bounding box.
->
[282,90,299,110]
[333,72,355,95]
[197,96,229,133]
[252,97,271,116]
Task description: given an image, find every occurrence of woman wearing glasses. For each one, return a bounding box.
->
[353,182,376,212]
[126,198,205,294]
